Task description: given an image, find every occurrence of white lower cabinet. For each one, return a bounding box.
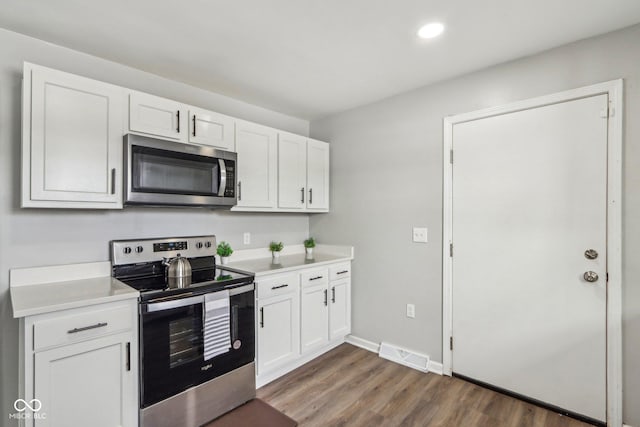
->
[329,278,351,340]
[256,273,300,375]
[255,261,351,387]
[19,299,138,427]
[300,268,330,354]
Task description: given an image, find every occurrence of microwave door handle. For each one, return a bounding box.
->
[217,159,227,197]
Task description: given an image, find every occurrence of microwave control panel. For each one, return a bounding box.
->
[224,162,235,197]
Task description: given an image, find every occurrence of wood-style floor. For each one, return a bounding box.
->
[257,344,592,427]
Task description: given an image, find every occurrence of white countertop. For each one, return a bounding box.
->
[224,245,353,276]
[10,262,139,318]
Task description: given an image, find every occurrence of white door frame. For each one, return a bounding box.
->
[442,80,623,426]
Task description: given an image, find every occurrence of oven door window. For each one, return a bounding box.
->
[132,145,220,196]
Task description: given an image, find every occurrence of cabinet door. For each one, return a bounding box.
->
[257,293,300,375]
[34,333,135,427]
[306,139,330,210]
[24,64,123,208]
[235,121,278,208]
[129,91,185,141]
[188,107,235,151]
[277,133,307,209]
[329,279,351,340]
[300,284,329,354]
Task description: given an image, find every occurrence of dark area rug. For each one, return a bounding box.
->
[204,398,297,427]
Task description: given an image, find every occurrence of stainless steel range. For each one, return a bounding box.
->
[111,236,255,427]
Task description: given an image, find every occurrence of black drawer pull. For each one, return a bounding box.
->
[67,322,108,334]
[271,284,289,290]
[336,270,349,275]
[309,276,323,281]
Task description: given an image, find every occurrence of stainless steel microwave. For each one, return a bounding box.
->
[124,134,237,208]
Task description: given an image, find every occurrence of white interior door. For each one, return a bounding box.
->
[451,94,608,422]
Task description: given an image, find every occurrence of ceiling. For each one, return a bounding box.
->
[1,0,640,120]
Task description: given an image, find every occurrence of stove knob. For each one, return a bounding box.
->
[205,241,212,248]
[123,247,132,254]
[196,242,204,249]
[135,246,144,253]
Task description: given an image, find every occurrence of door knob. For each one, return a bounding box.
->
[584,249,598,260]
[583,271,599,283]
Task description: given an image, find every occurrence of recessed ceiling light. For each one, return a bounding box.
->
[417,22,445,39]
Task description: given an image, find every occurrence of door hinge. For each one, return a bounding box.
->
[450,336,453,351]
[449,243,453,257]
[449,149,453,164]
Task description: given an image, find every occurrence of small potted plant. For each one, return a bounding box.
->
[304,237,316,257]
[217,241,233,265]
[269,241,284,262]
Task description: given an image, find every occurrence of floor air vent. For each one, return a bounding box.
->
[378,342,429,372]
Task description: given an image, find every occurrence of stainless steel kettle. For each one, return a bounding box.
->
[163,254,192,288]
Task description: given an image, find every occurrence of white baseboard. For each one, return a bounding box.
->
[345,335,380,353]
[345,334,443,376]
[428,360,443,375]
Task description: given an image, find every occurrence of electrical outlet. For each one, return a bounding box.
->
[243,232,251,245]
[406,304,415,318]
[412,227,428,243]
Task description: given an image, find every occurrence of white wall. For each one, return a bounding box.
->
[310,24,640,425]
[0,28,310,425]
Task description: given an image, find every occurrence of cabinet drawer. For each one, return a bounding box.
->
[33,303,134,351]
[329,263,351,281]
[256,273,299,299]
[301,268,329,288]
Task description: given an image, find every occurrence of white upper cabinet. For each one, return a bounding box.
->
[188,106,235,151]
[277,134,330,212]
[278,133,307,209]
[306,139,330,211]
[235,120,278,208]
[22,63,124,209]
[128,91,185,141]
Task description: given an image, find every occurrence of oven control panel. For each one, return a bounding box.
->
[111,236,217,265]
[153,241,188,252]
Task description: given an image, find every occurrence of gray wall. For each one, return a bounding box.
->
[310,24,640,425]
[0,28,309,426]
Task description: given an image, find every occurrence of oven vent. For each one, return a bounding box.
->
[378,342,429,372]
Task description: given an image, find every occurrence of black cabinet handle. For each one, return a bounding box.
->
[271,284,289,290]
[126,342,131,371]
[309,188,313,204]
[110,168,116,194]
[323,289,328,306]
[309,276,323,281]
[238,181,242,201]
[260,307,264,328]
[192,114,196,137]
[176,111,180,133]
[332,287,336,303]
[301,187,305,204]
[337,270,349,275]
[67,322,108,334]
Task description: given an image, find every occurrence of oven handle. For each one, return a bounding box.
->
[228,283,254,296]
[143,295,205,313]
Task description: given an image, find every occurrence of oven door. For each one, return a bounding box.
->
[124,134,236,207]
[139,285,254,408]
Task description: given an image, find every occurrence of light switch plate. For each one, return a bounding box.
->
[243,232,251,245]
[407,304,416,318]
[412,227,428,243]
